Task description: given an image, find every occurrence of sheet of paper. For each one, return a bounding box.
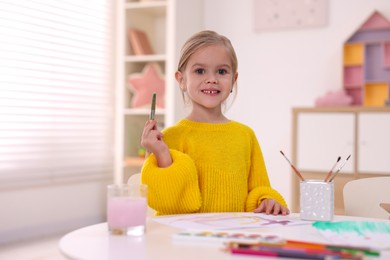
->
[313,221,390,250]
[152,212,310,230]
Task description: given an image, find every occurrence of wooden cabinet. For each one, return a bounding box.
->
[358,112,390,173]
[291,107,390,214]
[114,0,202,184]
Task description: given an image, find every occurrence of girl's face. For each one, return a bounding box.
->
[176,45,238,113]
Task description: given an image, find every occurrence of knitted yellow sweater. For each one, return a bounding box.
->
[141,119,287,215]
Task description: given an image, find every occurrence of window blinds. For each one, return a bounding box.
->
[0,0,114,187]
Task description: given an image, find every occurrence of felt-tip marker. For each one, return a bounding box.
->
[149,92,156,120]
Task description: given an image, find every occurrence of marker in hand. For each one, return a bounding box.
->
[149,92,156,120]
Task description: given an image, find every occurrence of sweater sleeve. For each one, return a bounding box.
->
[141,149,202,215]
[245,186,287,212]
[245,130,288,211]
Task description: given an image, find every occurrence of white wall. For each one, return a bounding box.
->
[0,179,110,244]
[203,0,390,207]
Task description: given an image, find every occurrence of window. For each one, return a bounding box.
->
[0,0,115,187]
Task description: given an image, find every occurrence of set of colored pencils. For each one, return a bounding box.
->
[225,239,380,259]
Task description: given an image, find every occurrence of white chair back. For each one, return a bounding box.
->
[127,173,155,216]
[127,172,142,186]
[343,177,390,219]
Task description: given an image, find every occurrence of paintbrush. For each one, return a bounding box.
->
[280,151,305,182]
[328,154,351,182]
[149,92,156,120]
[324,156,341,182]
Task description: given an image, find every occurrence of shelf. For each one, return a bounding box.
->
[344,84,363,89]
[364,82,389,106]
[124,156,145,168]
[342,13,390,107]
[124,2,167,56]
[343,65,363,86]
[118,0,169,183]
[115,0,203,183]
[124,108,166,115]
[345,88,363,105]
[125,1,167,11]
[384,42,390,67]
[343,43,364,65]
[125,54,166,62]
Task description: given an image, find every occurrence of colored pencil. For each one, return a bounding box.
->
[229,246,348,260]
[280,150,305,181]
[226,239,379,257]
[285,240,378,256]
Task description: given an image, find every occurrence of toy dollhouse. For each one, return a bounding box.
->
[343,11,390,106]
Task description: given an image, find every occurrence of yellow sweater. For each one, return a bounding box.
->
[141,119,287,215]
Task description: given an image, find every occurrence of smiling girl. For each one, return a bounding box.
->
[140,30,289,216]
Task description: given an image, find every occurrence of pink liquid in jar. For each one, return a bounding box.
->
[107,197,147,229]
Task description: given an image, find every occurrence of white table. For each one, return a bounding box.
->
[59,213,390,260]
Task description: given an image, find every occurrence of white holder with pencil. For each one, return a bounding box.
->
[280,151,351,222]
[300,180,334,221]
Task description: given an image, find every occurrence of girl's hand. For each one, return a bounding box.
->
[254,198,290,216]
[141,120,172,167]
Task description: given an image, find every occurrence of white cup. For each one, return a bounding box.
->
[300,180,334,221]
[106,184,148,236]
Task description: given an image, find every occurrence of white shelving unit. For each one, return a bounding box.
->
[114,0,203,184]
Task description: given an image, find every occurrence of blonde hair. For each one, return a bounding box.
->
[177,30,238,109]
[177,30,238,74]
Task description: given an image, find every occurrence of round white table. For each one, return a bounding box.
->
[59,213,390,260]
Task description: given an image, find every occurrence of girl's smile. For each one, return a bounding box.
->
[201,89,220,95]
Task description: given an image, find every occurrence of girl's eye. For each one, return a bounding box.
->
[195,68,205,74]
[218,69,227,75]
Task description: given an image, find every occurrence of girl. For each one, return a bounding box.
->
[141,30,289,216]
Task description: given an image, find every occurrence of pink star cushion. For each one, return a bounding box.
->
[127,63,165,108]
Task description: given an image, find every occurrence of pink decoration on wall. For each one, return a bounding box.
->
[253,0,328,31]
[315,89,353,107]
[127,63,165,108]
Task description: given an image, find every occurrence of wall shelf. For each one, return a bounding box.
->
[115,0,203,183]
[342,11,390,106]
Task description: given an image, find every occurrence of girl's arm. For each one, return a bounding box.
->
[141,120,172,168]
[141,149,202,215]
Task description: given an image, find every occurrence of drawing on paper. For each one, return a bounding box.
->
[313,221,390,249]
[153,212,309,230]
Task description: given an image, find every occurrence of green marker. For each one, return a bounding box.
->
[149,92,156,120]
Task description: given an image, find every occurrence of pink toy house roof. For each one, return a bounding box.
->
[359,11,390,30]
[346,11,390,43]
